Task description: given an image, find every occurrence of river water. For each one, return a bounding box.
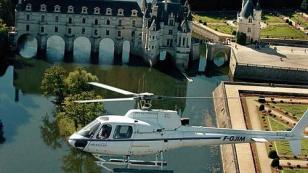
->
[0,53,228,173]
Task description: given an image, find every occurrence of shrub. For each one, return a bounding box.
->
[236,32,247,45]
[289,21,293,25]
[271,158,280,168]
[259,104,265,111]
[286,19,289,23]
[268,150,279,159]
[203,22,207,26]
[232,31,236,35]
[199,20,202,23]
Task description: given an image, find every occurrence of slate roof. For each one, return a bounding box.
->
[17,0,143,17]
[240,0,254,18]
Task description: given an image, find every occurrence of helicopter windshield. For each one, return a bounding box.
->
[78,120,101,138]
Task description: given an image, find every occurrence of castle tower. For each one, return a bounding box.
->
[237,0,262,43]
[141,0,147,13]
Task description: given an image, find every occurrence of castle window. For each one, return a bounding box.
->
[168,30,173,35]
[68,17,73,24]
[26,4,32,11]
[82,28,85,34]
[41,15,45,22]
[106,29,110,35]
[68,6,74,13]
[95,19,99,25]
[118,19,122,26]
[82,6,88,14]
[55,26,58,32]
[131,31,135,37]
[106,8,112,15]
[54,5,61,12]
[41,27,45,33]
[68,28,72,34]
[55,16,59,22]
[131,10,138,16]
[248,18,252,23]
[40,4,47,12]
[169,19,174,26]
[118,31,122,37]
[106,19,110,25]
[118,9,124,16]
[94,7,100,14]
[82,18,86,24]
[248,28,251,33]
[26,14,30,21]
[26,25,30,31]
[132,20,136,27]
[94,29,98,35]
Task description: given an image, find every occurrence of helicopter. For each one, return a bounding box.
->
[68,82,308,170]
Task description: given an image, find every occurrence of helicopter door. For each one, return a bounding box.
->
[111,125,134,156]
[86,124,112,154]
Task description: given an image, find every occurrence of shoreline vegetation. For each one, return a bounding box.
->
[41,65,104,138]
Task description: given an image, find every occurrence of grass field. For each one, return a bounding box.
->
[262,13,285,23]
[207,24,235,35]
[276,103,308,119]
[290,13,308,28]
[267,116,308,156]
[283,169,308,173]
[261,25,308,39]
[193,13,236,35]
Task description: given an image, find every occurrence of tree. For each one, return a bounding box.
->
[60,91,104,130]
[65,68,98,95]
[271,158,280,168]
[41,65,66,103]
[268,150,279,159]
[236,32,247,45]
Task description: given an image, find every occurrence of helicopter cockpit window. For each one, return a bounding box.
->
[113,125,133,139]
[96,124,112,139]
[78,120,101,138]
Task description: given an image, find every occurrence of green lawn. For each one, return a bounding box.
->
[207,24,236,35]
[193,13,235,23]
[283,169,308,173]
[261,24,308,39]
[262,13,285,23]
[268,116,308,156]
[290,13,308,28]
[276,103,308,119]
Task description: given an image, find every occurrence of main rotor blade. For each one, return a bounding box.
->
[88,82,137,96]
[75,98,135,103]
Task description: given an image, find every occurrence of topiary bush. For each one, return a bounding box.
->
[268,150,279,159]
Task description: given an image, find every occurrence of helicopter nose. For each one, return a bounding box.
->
[68,139,75,147]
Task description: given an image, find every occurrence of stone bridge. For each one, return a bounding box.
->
[14,31,142,64]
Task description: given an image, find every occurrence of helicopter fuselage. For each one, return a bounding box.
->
[68,109,307,156]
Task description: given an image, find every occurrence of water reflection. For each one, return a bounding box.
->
[99,38,115,65]
[18,34,38,59]
[0,57,227,173]
[73,37,91,63]
[122,41,130,64]
[47,36,65,62]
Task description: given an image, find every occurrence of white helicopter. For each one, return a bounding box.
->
[68,82,308,170]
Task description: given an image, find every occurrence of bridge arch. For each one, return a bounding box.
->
[122,40,130,64]
[213,49,229,67]
[46,35,65,62]
[99,38,115,65]
[73,37,91,63]
[17,34,38,59]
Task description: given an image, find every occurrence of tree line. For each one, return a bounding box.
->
[189,0,304,11]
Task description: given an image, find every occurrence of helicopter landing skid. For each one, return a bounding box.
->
[93,153,172,173]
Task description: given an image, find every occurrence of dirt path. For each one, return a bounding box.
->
[246,98,273,173]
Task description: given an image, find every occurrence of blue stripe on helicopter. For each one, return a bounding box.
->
[71,137,222,142]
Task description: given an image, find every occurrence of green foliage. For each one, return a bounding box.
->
[65,68,98,95]
[271,158,280,168]
[41,65,66,102]
[268,150,279,159]
[56,112,76,137]
[61,91,104,129]
[236,32,247,45]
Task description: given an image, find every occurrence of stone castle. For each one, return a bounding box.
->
[237,0,262,42]
[13,0,193,70]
